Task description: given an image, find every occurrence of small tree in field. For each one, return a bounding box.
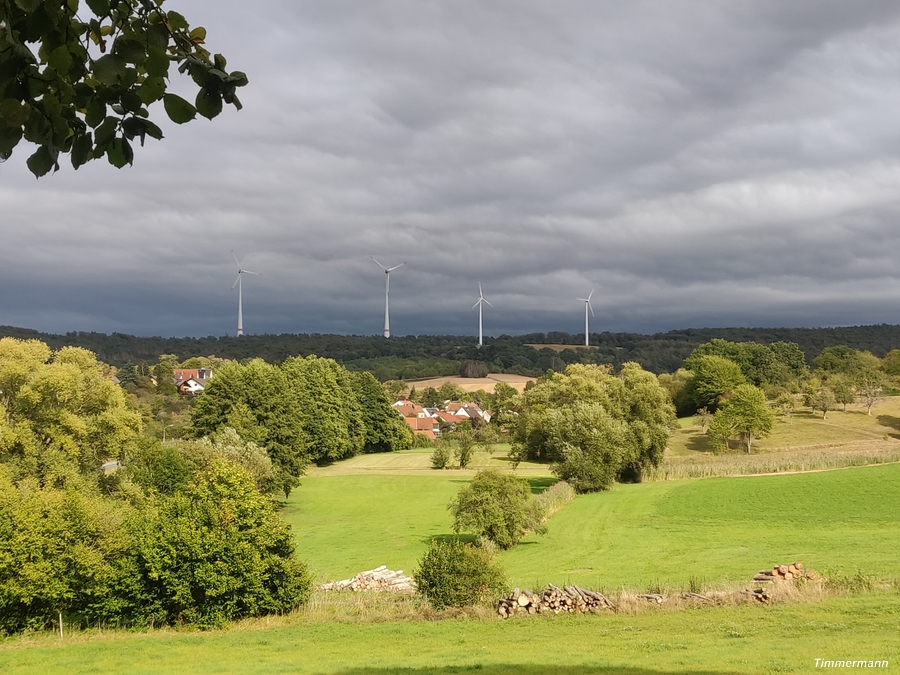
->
[856,369,884,416]
[449,470,544,549]
[806,386,836,419]
[693,407,712,433]
[706,384,774,453]
[828,374,855,412]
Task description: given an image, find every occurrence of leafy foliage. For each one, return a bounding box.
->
[0,0,247,175]
[706,384,774,453]
[509,363,675,492]
[413,538,508,609]
[682,354,747,411]
[449,470,544,549]
[0,338,141,487]
[132,459,311,629]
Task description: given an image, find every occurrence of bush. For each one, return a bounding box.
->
[449,470,544,549]
[414,539,508,609]
[132,459,312,628]
[431,443,452,469]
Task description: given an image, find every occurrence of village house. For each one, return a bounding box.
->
[173,368,214,396]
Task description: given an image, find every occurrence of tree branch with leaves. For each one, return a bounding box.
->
[0,0,247,176]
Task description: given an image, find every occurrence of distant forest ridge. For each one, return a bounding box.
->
[3,324,900,381]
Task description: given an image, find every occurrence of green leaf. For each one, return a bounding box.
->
[48,46,73,74]
[14,0,41,11]
[121,91,143,113]
[137,76,166,104]
[85,97,106,127]
[94,116,117,147]
[114,38,147,65]
[92,54,126,86]
[142,120,164,140]
[107,137,132,168]
[71,132,93,169]
[163,93,196,124]
[166,11,188,31]
[26,146,58,178]
[145,47,170,78]
[0,99,28,127]
[189,27,207,42]
[85,0,109,15]
[195,87,222,120]
[148,23,169,50]
[226,71,249,88]
[0,125,24,157]
[213,54,227,71]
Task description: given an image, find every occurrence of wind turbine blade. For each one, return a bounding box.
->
[588,288,595,301]
[371,256,388,271]
[232,274,241,289]
[243,270,260,276]
[484,299,493,308]
[589,302,595,317]
[387,262,405,272]
[478,282,483,298]
[472,300,481,310]
[231,250,241,267]
[576,297,588,302]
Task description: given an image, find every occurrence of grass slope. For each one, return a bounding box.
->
[288,462,900,590]
[2,594,897,674]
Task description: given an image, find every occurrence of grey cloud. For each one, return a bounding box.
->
[3,1,900,338]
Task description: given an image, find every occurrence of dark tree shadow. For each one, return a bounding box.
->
[423,533,478,546]
[876,414,900,434]
[322,666,743,675]
[684,434,714,453]
[526,477,557,494]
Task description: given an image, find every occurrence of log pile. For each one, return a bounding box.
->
[752,562,822,584]
[319,565,417,592]
[497,584,613,618]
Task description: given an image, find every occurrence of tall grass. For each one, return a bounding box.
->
[532,480,575,519]
[646,441,900,481]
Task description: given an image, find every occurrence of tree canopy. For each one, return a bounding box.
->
[508,363,675,492]
[0,0,247,176]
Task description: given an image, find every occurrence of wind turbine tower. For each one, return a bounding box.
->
[577,288,595,347]
[473,282,493,347]
[232,251,260,337]
[372,257,404,338]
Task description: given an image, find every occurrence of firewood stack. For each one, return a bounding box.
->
[497,584,613,618]
[319,565,417,592]
[752,562,821,583]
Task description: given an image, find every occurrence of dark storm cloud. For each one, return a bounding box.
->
[3,1,900,338]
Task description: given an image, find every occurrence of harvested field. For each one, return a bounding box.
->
[406,373,535,393]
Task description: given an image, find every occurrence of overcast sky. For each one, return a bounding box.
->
[4,0,900,338]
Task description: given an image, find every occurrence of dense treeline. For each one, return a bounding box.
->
[5,324,900,380]
[0,338,314,633]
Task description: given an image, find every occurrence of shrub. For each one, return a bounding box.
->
[431,443,452,469]
[132,459,312,628]
[449,470,544,549]
[532,480,575,520]
[414,539,508,609]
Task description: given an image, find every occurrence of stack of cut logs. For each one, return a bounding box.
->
[497,584,613,618]
[752,562,821,583]
[319,566,417,592]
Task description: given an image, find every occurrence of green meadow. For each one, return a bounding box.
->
[285,463,900,590]
[4,408,900,674]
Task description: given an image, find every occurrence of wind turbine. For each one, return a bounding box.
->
[473,282,493,348]
[372,257,404,338]
[577,289,595,347]
[232,251,260,337]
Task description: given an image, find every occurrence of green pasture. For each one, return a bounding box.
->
[2,593,897,674]
[669,397,900,456]
[285,462,900,589]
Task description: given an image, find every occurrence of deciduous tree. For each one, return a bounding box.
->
[0,0,247,175]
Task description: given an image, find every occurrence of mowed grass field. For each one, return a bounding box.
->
[4,407,900,674]
[286,463,900,589]
[2,594,897,674]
